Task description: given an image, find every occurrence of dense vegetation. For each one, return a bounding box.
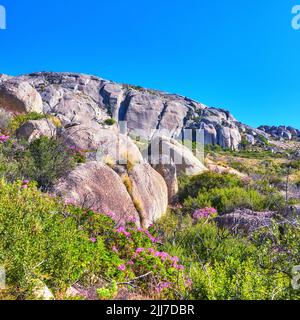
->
[0,116,300,300]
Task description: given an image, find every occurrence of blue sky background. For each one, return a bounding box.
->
[0,0,299,128]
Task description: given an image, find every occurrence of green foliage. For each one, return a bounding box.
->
[97,281,118,300]
[18,137,76,191]
[103,118,116,126]
[8,112,46,134]
[178,172,243,202]
[258,135,269,146]
[0,137,77,191]
[0,180,109,298]
[284,159,300,170]
[178,172,284,214]
[0,180,188,299]
[183,186,283,214]
[157,214,295,300]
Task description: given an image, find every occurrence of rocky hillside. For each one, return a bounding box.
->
[0,71,299,228]
[1,72,300,301]
[0,72,264,149]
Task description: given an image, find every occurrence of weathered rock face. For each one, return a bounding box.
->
[215,209,275,234]
[152,155,178,203]
[129,163,168,228]
[0,79,43,114]
[0,74,11,83]
[16,119,57,142]
[53,161,140,226]
[149,135,207,176]
[61,122,144,164]
[2,72,244,150]
[258,125,300,141]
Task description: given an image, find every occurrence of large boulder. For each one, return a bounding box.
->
[16,119,57,142]
[201,123,217,145]
[0,79,43,114]
[152,155,178,203]
[53,162,140,226]
[216,126,241,150]
[149,135,207,176]
[129,163,168,227]
[61,122,144,164]
[215,209,275,234]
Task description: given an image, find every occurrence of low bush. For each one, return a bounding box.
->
[8,112,46,134]
[183,186,269,214]
[178,172,243,202]
[157,213,296,300]
[0,181,188,299]
[0,137,79,191]
[103,118,116,126]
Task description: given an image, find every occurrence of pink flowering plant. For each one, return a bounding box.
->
[108,222,189,298]
[193,207,217,221]
[72,208,190,298]
[0,134,10,144]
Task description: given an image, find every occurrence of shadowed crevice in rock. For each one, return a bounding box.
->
[156,102,168,130]
[118,93,132,122]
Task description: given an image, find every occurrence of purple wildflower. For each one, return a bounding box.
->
[118,264,126,272]
[193,207,217,220]
[112,246,119,253]
[0,135,10,143]
[156,282,171,293]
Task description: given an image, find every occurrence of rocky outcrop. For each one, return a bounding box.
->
[53,161,168,227]
[53,162,141,226]
[258,125,300,141]
[149,135,207,176]
[0,79,43,114]
[152,155,178,202]
[129,163,168,227]
[61,122,144,164]
[215,209,275,234]
[1,72,245,150]
[16,119,57,142]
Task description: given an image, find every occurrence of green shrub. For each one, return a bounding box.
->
[183,186,282,214]
[17,137,76,191]
[0,180,109,298]
[8,112,46,134]
[157,215,293,300]
[178,172,243,202]
[0,137,81,190]
[0,179,190,299]
[97,281,118,300]
[103,118,116,126]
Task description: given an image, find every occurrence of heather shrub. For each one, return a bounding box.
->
[0,180,189,299]
[0,180,110,298]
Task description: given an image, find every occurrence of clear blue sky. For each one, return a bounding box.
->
[0,0,299,128]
